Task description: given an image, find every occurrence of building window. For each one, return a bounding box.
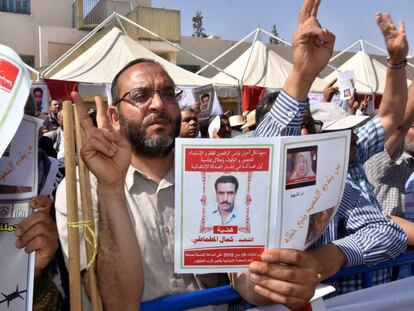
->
[0,0,30,14]
[19,55,34,68]
[178,64,201,73]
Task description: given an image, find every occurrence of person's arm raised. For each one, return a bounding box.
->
[376,13,409,147]
[284,0,335,101]
[72,92,143,310]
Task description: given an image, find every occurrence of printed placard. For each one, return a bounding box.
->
[0,116,40,200]
[175,132,349,273]
[0,202,34,311]
[0,44,32,158]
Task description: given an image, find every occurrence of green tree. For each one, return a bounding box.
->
[192,10,207,38]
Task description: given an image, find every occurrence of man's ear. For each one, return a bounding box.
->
[108,105,121,131]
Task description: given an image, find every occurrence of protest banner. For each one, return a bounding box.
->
[0,115,41,311]
[175,131,350,273]
[0,44,32,158]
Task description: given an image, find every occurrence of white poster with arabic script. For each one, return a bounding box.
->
[0,116,40,200]
[0,44,32,158]
[174,131,350,273]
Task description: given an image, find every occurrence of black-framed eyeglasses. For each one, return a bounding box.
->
[114,86,183,107]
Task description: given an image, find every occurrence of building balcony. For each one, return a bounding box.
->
[73,0,180,43]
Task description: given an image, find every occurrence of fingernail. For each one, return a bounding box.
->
[261,253,272,261]
[15,239,21,248]
[250,273,261,282]
[249,262,260,271]
[15,228,21,236]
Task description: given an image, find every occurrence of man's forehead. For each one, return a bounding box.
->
[217,182,236,189]
[182,110,196,117]
[118,62,174,88]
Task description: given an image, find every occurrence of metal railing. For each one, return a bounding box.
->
[72,0,133,28]
[140,251,414,311]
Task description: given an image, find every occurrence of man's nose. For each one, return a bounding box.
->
[148,92,164,111]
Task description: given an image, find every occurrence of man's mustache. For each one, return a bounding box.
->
[142,112,173,127]
[219,201,231,206]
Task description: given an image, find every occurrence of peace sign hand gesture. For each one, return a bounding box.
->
[376,13,408,64]
[292,0,336,80]
[72,92,131,188]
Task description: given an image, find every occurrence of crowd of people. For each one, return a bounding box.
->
[10,0,414,309]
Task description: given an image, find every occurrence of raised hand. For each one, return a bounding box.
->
[376,13,408,64]
[248,249,319,309]
[292,0,335,80]
[71,92,131,187]
[15,197,59,279]
[323,78,339,102]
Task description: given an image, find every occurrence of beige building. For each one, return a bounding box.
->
[0,0,180,69]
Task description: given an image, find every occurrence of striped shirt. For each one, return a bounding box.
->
[254,90,407,294]
[349,116,385,208]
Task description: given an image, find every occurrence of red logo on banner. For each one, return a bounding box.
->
[0,59,19,92]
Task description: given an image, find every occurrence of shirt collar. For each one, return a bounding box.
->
[125,164,174,192]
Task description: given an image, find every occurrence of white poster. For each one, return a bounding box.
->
[0,44,32,158]
[175,131,350,273]
[0,116,40,200]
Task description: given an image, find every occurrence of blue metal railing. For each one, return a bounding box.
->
[140,251,414,311]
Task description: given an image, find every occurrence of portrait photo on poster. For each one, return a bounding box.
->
[200,172,252,233]
[286,146,318,190]
[305,207,335,245]
[30,84,49,114]
[192,84,215,120]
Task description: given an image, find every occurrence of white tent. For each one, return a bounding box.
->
[211,40,327,92]
[47,27,211,87]
[324,43,412,94]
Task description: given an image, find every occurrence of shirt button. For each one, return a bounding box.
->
[287,112,294,117]
[165,227,170,234]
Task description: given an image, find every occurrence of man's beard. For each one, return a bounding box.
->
[119,110,180,158]
[405,136,414,157]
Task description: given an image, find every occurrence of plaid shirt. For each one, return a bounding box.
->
[365,151,414,217]
[255,91,407,295]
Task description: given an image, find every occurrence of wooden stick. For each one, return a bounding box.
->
[74,106,103,311]
[63,101,82,310]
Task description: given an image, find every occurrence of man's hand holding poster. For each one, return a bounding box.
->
[175,131,350,273]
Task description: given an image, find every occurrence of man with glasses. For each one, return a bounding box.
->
[56,54,319,309]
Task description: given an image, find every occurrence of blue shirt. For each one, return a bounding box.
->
[349,116,385,208]
[254,90,407,294]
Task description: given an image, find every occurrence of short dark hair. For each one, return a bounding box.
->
[110,58,163,103]
[181,106,196,113]
[33,87,43,95]
[256,92,279,126]
[214,175,239,192]
[201,93,210,100]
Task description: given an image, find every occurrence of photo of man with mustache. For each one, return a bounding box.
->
[206,175,245,226]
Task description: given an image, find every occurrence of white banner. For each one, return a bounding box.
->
[0,44,32,158]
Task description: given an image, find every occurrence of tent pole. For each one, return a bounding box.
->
[329,40,361,63]
[360,40,375,93]
[43,12,117,76]
[240,29,260,85]
[260,28,292,47]
[116,14,238,80]
[196,29,257,75]
[363,40,414,69]
[115,15,128,35]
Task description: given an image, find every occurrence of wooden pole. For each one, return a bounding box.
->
[63,101,82,310]
[74,106,103,311]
